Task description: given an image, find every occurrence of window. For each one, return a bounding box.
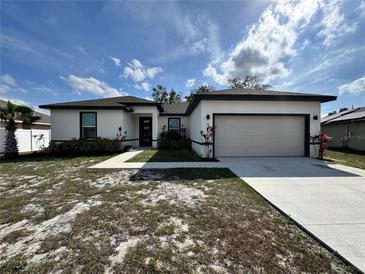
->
[168,118,180,134]
[80,112,97,139]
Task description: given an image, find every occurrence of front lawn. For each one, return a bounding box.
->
[325,148,365,170]
[0,156,355,273]
[126,148,201,162]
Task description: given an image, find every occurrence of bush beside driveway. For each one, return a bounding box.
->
[0,156,355,273]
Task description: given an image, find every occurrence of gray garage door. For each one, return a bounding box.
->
[214,115,305,157]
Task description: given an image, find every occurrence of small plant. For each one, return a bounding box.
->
[200,124,214,159]
[117,126,127,141]
[0,255,27,273]
[33,133,46,150]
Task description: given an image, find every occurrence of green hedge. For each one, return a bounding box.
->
[158,131,191,150]
[46,138,120,155]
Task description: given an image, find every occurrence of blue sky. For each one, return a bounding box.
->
[1,0,365,116]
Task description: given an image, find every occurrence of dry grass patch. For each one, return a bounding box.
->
[0,157,357,273]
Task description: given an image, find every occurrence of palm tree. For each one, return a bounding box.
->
[0,101,40,158]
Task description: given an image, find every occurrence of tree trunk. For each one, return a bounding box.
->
[4,120,18,158]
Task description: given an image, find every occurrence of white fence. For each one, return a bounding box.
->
[0,128,51,153]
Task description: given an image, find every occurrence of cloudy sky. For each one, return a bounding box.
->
[1,0,364,116]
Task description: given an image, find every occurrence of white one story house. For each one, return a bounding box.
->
[39,88,336,158]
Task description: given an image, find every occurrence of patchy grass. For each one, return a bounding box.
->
[325,148,365,170]
[0,157,356,273]
[126,149,201,162]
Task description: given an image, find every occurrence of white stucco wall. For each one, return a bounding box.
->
[189,103,203,155]
[51,106,159,148]
[158,116,190,137]
[50,109,134,141]
[189,100,322,158]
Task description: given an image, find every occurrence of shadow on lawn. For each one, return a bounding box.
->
[144,149,201,162]
[130,168,236,182]
[0,153,117,164]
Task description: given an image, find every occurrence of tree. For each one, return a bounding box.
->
[167,89,182,104]
[339,107,349,112]
[328,107,349,116]
[185,84,215,102]
[152,85,182,104]
[227,76,271,90]
[152,85,169,104]
[0,101,40,158]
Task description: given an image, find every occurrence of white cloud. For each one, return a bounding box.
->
[361,0,365,13]
[123,59,162,82]
[276,45,365,91]
[78,46,87,55]
[186,79,195,88]
[118,2,221,62]
[0,74,28,94]
[318,0,356,47]
[111,56,121,67]
[174,13,221,60]
[135,81,151,92]
[0,96,30,107]
[32,86,59,97]
[203,0,356,85]
[1,74,17,86]
[0,84,10,94]
[61,75,125,97]
[339,76,365,96]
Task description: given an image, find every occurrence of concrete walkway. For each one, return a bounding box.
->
[90,151,225,169]
[220,157,365,272]
[90,150,144,168]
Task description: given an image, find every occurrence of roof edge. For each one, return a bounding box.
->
[185,93,337,115]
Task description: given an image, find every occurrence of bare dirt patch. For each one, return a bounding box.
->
[0,158,356,273]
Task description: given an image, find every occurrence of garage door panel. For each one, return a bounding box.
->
[215,116,305,157]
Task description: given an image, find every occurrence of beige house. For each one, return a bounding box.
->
[321,107,365,152]
[40,88,336,158]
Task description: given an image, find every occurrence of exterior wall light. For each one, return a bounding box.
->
[313,115,318,120]
[206,114,210,120]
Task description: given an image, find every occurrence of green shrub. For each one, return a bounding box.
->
[45,138,120,155]
[158,131,191,150]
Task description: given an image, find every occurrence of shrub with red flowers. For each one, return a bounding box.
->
[200,124,214,159]
[311,132,331,159]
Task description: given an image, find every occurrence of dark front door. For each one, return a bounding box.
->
[139,117,152,147]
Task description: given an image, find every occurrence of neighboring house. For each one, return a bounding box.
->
[0,99,51,130]
[0,99,51,153]
[39,88,336,158]
[321,107,365,151]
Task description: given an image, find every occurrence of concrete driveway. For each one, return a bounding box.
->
[220,157,365,272]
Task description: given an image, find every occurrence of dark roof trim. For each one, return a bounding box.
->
[185,94,337,115]
[39,105,130,110]
[123,102,164,112]
[39,102,163,112]
[160,113,188,116]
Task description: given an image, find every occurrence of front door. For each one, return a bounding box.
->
[139,117,152,147]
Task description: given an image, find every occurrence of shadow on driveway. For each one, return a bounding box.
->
[219,157,360,177]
